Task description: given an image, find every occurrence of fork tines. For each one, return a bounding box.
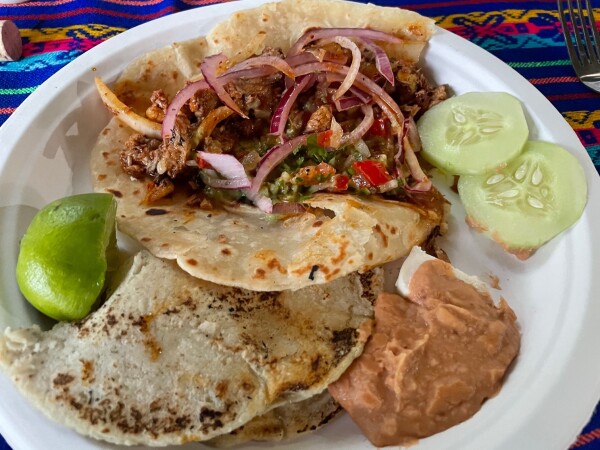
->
[558,0,600,77]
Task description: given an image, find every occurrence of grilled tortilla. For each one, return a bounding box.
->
[91,0,445,291]
[0,251,380,446]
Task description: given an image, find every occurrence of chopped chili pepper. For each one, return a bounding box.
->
[352,160,392,186]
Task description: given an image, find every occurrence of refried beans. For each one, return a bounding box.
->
[328,259,520,447]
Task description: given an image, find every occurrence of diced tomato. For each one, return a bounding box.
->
[352,160,392,186]
[331,174,350,191]
[196,155,212,169]
[316,129,333,147]
[368,118,391,137]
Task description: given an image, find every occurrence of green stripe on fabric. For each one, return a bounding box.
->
[0,86,38,95]
[508,60,572,69]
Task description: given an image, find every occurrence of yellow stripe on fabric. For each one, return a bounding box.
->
[435,9,557,28]
[20,24,126,43]
[563,110,600,129]
[436,8,600,28]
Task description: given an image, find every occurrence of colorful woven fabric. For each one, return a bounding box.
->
[0,1,599,449]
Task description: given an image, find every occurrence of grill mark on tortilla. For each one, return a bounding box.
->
[330,240,349,265]
[267,258,286,274]
[97,174,107,181]
[81,360,95,384]
[325,268,340,281]
[186,258,198,266]
[53,373,75,386]
[132,314,162,361]
[373,224,389,247]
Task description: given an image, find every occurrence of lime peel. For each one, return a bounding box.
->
[16,193,117,321]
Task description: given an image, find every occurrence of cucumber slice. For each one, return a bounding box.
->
[418,92,529,175]
[458,141,587,259]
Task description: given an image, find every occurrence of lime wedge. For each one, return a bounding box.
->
[16,193,117,321]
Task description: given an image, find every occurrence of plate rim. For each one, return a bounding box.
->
[1,1,600,449]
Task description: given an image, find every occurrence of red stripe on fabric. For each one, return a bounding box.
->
[22,38,103,55]
[548,92,600,102]
[576,127,600,142]
[528,76,580,84]
[0,0,74,7]
[8,6,176,21]
[181,0,234,4]
[399,0,558,9]
[446,22,560,38]
[570,428,600,448]
[102,0,163,5]
[0,108,16,115]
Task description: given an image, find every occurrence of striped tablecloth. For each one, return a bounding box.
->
[0,0,599,449]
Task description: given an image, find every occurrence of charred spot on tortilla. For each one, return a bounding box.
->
[308,265,319,280]
[105,189,122,198]
[145,208,168,216]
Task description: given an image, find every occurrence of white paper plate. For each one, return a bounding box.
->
[1,1,600,449]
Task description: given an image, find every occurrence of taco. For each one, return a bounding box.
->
[91,0,448,291]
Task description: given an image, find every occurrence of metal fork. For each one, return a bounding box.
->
[558,0,600,92]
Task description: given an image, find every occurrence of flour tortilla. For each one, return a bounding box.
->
[0,251,380,446]
[91,0,443,291]
[206,0,434,64]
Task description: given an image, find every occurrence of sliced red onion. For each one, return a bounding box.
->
[272,202,306,214]
[286,52,320,66]
[349,86,372,103]
[244,190,273,214]
[198,151,250,185]
[270,75,314,137]
[403,134,431,191]
[394,120,409,162]
[405,179,432,192]
[223,55,295,79]
[219,66,278,84]
[325,71,403,131]
[289,28,403,57]
[162,79,209,139]
[340,104,374,146]
[248,135,309,199]
[201,53,247,119]
[318,36,361,100]
[333,95,363,112]
[405,116,422,152]
[293,61,404,129]
[202,175,252,190]
[356,37,395,85]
